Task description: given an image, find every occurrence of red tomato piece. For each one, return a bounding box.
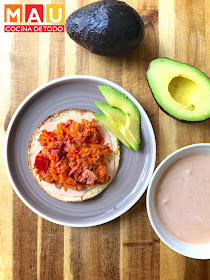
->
[34,156,49,172]
[98,136,103,144]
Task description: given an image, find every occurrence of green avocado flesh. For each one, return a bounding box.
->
[95,102,139,151]
[98,86,141,150]
[93,113,133,150]
[147,58,210,122]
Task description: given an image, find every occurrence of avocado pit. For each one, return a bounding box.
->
[168,76,198,110]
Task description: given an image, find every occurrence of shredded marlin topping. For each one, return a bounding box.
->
[34,119,113,191]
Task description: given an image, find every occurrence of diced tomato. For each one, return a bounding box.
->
[34,156,49,172]
[98,136,103,144]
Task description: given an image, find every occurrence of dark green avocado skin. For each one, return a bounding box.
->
[65,0,145,56]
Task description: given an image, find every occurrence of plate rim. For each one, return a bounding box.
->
[4,75,156,227]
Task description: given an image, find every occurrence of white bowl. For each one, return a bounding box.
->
[146,143,210,259]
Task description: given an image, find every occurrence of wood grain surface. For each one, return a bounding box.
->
[0,0,210,279]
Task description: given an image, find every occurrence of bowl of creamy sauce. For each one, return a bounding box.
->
[147,143,210,259]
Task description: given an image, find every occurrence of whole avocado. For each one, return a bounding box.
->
[65,0,145,56]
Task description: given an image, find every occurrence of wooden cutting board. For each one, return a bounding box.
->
[0,0,210,279]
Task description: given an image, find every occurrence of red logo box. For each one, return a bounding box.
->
[25,5,43,23]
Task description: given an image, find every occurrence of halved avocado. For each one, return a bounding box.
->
[98,86,141,148]
[95,102,139,151]
[147,58,210,122]
[93,113,133,150]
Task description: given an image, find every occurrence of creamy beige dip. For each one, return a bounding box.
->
[155,154,210,244]
[31,116,115,197]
